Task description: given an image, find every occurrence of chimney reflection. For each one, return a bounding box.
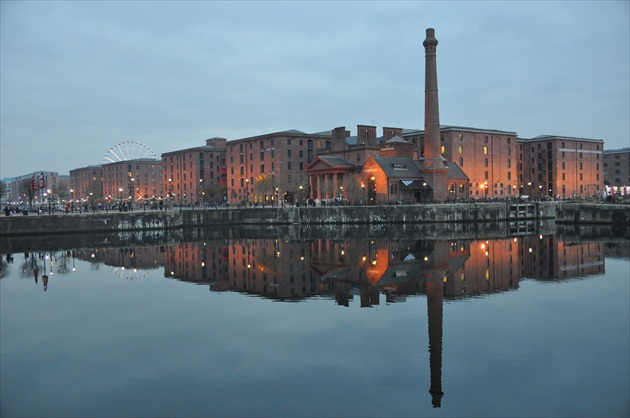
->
[35,231,613,410]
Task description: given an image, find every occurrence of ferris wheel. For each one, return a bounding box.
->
[103,141,158,163]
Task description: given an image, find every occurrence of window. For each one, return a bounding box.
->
[287,162,292,170]
[299,150,303,158]
[459,157,463,166]
[562,173,565,180]
[287,138,291,146]
[458,145,463,153]
[260,164,265,173]
[484,171,488,179]
[484,159,489,167]
[287,150,292,158]
[357,153,361,162]
[260,152,264,161]
[483,146,488,155]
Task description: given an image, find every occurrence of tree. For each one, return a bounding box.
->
[57,179,69,201]
[19,178,37,209]
[0,182,7,204]
[254,174,274,206]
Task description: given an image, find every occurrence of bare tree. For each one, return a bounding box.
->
[254,174,274,206]
[18,178,37,209]
[57,179,69,201]
[0,182,7,204]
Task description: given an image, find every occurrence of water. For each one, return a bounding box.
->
[1,234,628,417]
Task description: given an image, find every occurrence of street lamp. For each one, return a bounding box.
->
[47,189,52,214]
[298,185,303,207]
[245,178,249,206]
[361,182,365,205]
[167,178,173,209]
[275,187,279,207]
[199,179,204,208]
[70,189,74,212]
[118,188,123,211]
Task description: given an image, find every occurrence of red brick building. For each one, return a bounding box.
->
[519,135,604,198]
[161,138,227,206]
[225,130,331,206]
[102,159,162,205]
[603,147,630,194]
[403,126,518,199]
[69,165,103,205]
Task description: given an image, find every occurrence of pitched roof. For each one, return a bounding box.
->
[372,156,423,178]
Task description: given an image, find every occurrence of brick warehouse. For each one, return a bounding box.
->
[161,137,227,206]
[603,148,630,193]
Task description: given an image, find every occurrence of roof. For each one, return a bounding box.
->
[385,135,411,144]
[446,161,469,180]
[603,147,630,154]
[372,156,423,178]
[520,135,604,143]
[304,156,356,171]
[402,125,517,136]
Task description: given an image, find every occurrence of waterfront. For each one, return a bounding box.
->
[1,233,628,417]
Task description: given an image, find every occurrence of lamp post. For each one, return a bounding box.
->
[361,182,365,206]
[118,188,123,212]
[527,182,532,198]
[275,187,279,207]
[199,178,204,208]
[47,189,52,214]
[70,189,74,212]
[298,185,303,207]
[168,178,173,209]
[245,178,249,206]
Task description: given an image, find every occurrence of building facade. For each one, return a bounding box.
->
[404,126,518,199]
[225,130,331,205]
[161,138,227,206]
[520,135,604,198]
[102,159,162,205]
[69,165,103,206]
[603,148,630,193]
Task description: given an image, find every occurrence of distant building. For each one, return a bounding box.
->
[9,171,67,207]
[161,138,227,206]
[1,178,13,205]
[603,147,630,193]
[69,165,103,206]
[102,159,162,205]
[520,135,604,198]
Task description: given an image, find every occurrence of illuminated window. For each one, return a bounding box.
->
[484,146,488,155]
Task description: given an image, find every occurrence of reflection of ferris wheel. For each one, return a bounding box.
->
[103,141,158,163]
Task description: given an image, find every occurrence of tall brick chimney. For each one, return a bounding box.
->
[421,28,448,200]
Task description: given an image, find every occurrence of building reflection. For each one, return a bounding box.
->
[25,233,612,409]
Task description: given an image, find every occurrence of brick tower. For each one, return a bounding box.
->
[421,28,448,201]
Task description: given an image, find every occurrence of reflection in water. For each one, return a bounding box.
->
[2,234,617,409]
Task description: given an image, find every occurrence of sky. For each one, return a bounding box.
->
[1,1,628,178]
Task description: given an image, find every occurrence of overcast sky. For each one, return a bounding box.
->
[1,1,628,178]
